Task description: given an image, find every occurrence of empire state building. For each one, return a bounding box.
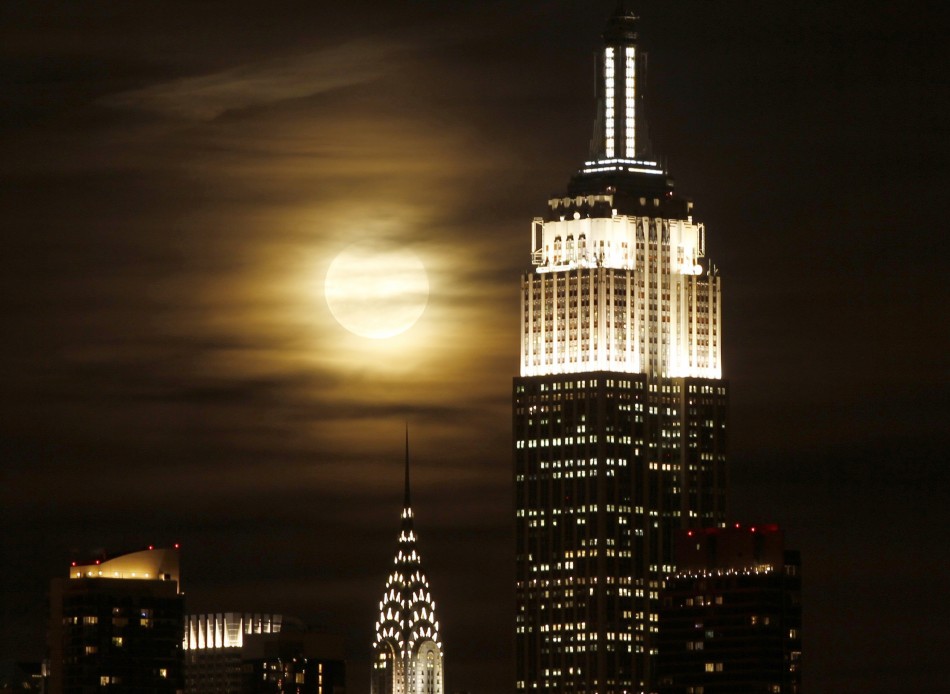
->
[513,5,727,692]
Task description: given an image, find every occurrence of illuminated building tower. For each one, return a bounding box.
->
[657,525,802,693]
[513,4,727,692]
[48,546,184,694]
[371,441,444,694]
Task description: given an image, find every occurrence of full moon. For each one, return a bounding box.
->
[324,242,429,339]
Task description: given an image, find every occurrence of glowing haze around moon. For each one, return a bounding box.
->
[324,242,429,339]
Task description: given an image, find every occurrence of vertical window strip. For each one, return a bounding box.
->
[605,48,616,158]
[625,47,636,158]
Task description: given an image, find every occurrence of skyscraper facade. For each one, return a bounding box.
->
[48,547,184,694]
[513,6,727,692]
[657,525,802,693]
[371,443,444,694]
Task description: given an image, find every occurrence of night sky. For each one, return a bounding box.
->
[1,1,947,692]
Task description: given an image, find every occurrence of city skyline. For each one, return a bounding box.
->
[1,2,946,693]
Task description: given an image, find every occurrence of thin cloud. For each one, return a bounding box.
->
[102,39,405,120]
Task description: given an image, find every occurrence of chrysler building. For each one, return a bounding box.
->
[371,438,444,694]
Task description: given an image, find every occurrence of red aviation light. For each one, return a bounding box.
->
[174,543,180,549]
[148,545,154,550]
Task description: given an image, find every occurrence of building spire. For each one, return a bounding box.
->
[371,427,444,694]
[569,2,667,197]
[404,423,411,509]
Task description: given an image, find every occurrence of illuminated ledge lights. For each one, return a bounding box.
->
[69,546,180,586]
[534,260,706,277]
[583,158,659,168]
[580,158,663,176]
[672,565,777,580]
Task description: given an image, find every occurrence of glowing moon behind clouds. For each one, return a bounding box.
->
[324,242,429,339]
